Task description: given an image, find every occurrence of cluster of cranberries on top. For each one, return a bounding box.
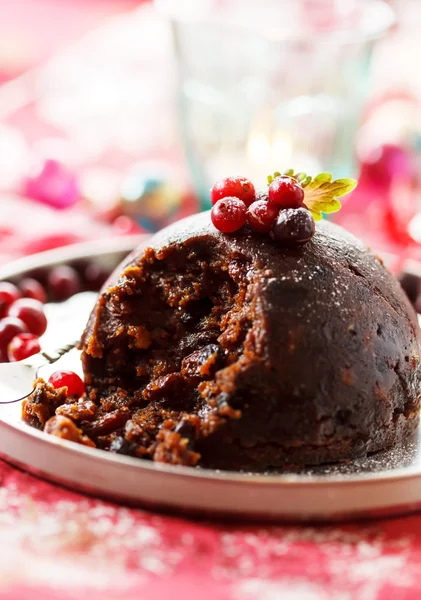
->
[210,174,315,245]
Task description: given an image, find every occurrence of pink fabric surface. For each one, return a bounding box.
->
[0,0,140,81]
[1,457,421,600]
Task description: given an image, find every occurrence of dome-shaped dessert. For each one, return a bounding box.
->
[77,212,421,470]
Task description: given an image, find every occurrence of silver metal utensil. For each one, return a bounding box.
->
[0,341,78,404]
[0,291,97,405]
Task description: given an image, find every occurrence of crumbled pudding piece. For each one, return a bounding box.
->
[23,378,201,465]
[23,379,68,430]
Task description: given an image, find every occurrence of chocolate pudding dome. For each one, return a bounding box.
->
[24,170,421,471]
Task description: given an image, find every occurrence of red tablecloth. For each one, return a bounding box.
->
[1,458,421,600]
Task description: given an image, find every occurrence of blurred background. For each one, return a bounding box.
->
[1,0,421,272]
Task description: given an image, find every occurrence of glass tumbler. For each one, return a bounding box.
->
[157,0,394,209]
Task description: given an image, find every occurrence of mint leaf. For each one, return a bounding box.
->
[303,176,357,219]
[268,169,357,220]
[312,172,332,185]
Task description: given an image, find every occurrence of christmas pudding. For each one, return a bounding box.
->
[23,171,421,471]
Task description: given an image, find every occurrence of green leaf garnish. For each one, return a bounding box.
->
[267,169,358,220]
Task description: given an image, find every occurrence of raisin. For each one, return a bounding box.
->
[83,407,130,436]
[44,415,95,447]
[174,419,196,440]
[181,344,224,378]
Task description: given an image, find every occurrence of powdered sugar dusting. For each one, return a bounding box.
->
[223,525,418,600]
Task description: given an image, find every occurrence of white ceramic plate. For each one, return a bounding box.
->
[1,238,421,522]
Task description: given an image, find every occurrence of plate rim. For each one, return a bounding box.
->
[0,235,146,280]
[2,402,421,487]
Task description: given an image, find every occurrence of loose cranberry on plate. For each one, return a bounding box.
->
[268,175,305,209]
[7,333,40,362]
[247,200,279,233]
[7,298,47,337]
[0,282,21,318]
[83,263,110,291]
[0,317,28,357]
[48,370,85,398]
[48,265,81,301]
[19,278,47,304]
[211,176,256,207]
[211,197,247,233]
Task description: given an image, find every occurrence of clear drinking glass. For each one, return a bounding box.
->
[157,0,394,208]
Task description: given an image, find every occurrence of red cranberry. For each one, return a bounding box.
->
[19,278,47,304]
[7,298,47,336]
[0,317,29,356]
[83,263,109,291]
[48,265,81,301]
[7,333,41,362]
[268,176,305,209]
[0,282,21,318]
[271,207,315,245]
[211,197,247,233]
[48,370,85,398]
[247,200,279,233]
[211,177,256,207]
